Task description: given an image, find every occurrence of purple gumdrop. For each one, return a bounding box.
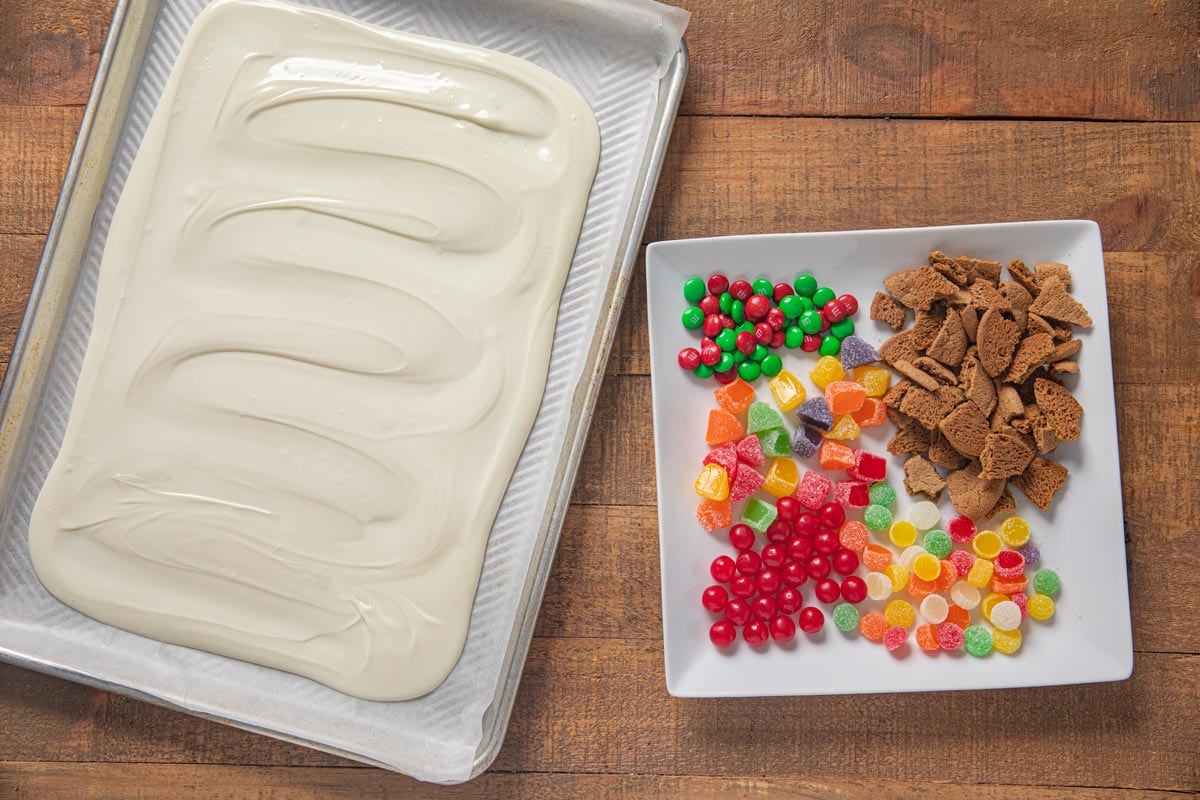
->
[792,425,822,458]
[797,397,833,431]
[838,335,880,368]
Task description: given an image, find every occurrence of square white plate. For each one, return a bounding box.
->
[646,221,1132,697]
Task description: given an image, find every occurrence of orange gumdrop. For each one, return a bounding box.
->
[859,612,888,641]
[696,498,732,532]
[915,623,940,652]
[862,543,892,571]
[825,381,867,415]
[992,574,1029,595]
[944,604,971,629]
[714,378,756,416]
[705,408,745,445]
[935,560,958,591]
[907,573,937,600]
[817,439,856,471]
[851,397,887,428]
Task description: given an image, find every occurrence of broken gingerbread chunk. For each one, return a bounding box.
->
[870,291,907,330]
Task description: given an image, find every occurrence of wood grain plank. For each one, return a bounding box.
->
[0,762,1189,800]
[674,0,1200,120]
[3,648,1193,790]
[0,234,43,380]
[3,0,1197,121]
[648,118,1200,252]
[0,106,81,235]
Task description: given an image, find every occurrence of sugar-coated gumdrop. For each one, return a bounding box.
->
[848,450,887,482]
[993,549,1025,579]
[746,401,785,434]
[851,397,887,428]
[768,370,806,412]
[963,625,994,657]
[883,626,908,651]
[696,498,732,531]
[763,457,800,497]
[989,600,1022,631]
[889,520,918,547]
[999,516,1032,547]
[833,479,870,508]
[906,573,936,600]
[937,622,965,651]
[837,336,880,368]
[908,501,940,531]
[703,442,738,475]
[808,355,845,389]
[862,543,892,571]
[967,557,995,588]
[817,439,856,471]
[706,408,745,445]
[1032,568,1061,596]
[736,434,765,466]
[825,381,867,415]
[972,530,1003,559]
[797,397,834,431]
[944,604,971,630]
[884,599,916,628]
[868,481,896,508]
[1012,592,1029,618]
[935,559,958,591]
[859,612,888,641]
[839,520,870,552]
[757,427,791,457]
[922,529,953,559]
[949,550,975,581]
[852,364,891,398]
[714,378,756,415]
[913,552,942,582]
[947,515,976,543]
[1026,593,1055,621]
[949,580,981,610]
[833,602,860,632]
[992,627,1022,655]
[864,504,892,532]
[1018,542,1041,565]
[884,563,909,592]
[695,463,730,501]
[728,464,765,501]
[791,425,822,458]
[916,623,940,652]
[741,497,778,532]
[992,574,1028,595]
[865,571,893,601]
[823,414,861,441]
[795,470,832,510]
[980,592,1008,622]
[919,593,949,624]
[898,545,926,569]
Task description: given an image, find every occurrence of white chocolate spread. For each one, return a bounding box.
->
[28,0,599,701]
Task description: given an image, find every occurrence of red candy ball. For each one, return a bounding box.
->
[775,496,800,521]
[837,294,858,316]
[702,314,723,337]
[702,584,729,612]
[761,543,787,569]
[781,559,808,587]
[736,331,757,355]
[724,598,751,626]
[832,548,859,576]
[813,529,840,556]
[753,322,774,344]
[745,294,771,321]
[806,554,831,580]
[819,502,846,528]
[798,606,825,634]
[729,279,752,301]
[743,620,769,646]
[787,535,813,561]
[678,347,700,370]
[699,294,721,316]
[840,575,867,603]
[795,512,820,538]
[766,519,793,543]
[710,620,737,648]
[714,368,738,385]
[707,273,730,295]
[728,523,755,551]
[735,550,761,576]
[710,555,735,583]
[801,334,821,352]
[777,587,803,614]
[752,594,777,621]
[755,568,781,595]
[772,282,794,302]
[729,575,756,598]
[765,307,786,331]
[769,614,796,643]
[814,578,841,604]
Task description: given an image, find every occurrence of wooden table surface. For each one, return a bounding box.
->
[2,1,1199,797]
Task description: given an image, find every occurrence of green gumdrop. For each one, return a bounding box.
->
[793,274,817,297]
[683,276,706,303]
[819,335,841,356]
[863,504,892,532]
[761,354,783,377]
[833,603,860,632]
[746,401,785,434]
[741,497,779,532]
[1033,568,1061,596]
[756,427,791,457]
[923,529,953,559]
[868,481,897,508]
[964,625,994,657]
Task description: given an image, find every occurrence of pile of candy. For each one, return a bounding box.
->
[791,343,888,463]
[677,273,860,383]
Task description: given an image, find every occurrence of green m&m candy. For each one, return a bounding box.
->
[751,344,768,362]
[798,309,823,335]
[812,286,836,308]
[830,318,855,339]
[715,352,734,373]
[693,363,714,378]
[784,326,804,348]
[752,278,774,297]
[731,299,745,324]
[778,294,805,319]
[715,328,737,351]
[719,291,733,314]
[738,361,761,381]
[683,276,706,303]
[760,354,783,377]
[819,334,841,356]
[682,306,704,329]
[793,273,817,297]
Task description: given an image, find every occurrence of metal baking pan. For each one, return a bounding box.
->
[0,0,686,782]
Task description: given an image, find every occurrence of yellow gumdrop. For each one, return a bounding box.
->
[768,369,806,412]
[884,599,916,628]
[762,457,799,498]
[852,365,891,397]
[967,558,994,588]
[884,563,910,592]
[980,592,1008,622]
[889,520,917,548]
[972,530,1003,560]
[694,463,730,501]
[808,356,845,390]
[992,627,1023,655]
[913,552,942,582]
[823,414,861,441]
[1027,593,1055,621]
[999,516,1031,547]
